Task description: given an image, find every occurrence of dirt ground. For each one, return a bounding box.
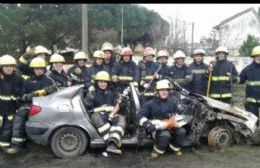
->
[1,84,260,168]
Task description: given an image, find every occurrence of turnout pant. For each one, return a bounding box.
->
[245,102,260,117]
[90,112,126,148]
[153,128,186,154]
[0,114,14,147]
[11,106,29,147]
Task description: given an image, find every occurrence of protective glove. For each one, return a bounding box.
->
[143,121,156,133]
[143,83,150,89]
[74,67,82,75]
[164,116,177,130]
[22,93,36,101]
[153,73,161,80]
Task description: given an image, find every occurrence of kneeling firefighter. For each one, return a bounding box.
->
[138,79,194,159]
[84,71,127,155]
[6,57,58,154]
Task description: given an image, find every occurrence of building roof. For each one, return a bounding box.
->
[213,7,259,30]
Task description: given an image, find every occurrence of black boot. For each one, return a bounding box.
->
[106,142,122,155]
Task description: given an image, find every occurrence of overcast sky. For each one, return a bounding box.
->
[140,4,260,43]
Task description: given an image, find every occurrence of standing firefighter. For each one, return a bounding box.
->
[189,49,209,95]
[138,47,159,103]
[111,47,139,92]
[168,50,192,89]
[84,71,126,155]
[138,79,193,159]
[48,54,72,87]
[208,46,239,104]
[155,50,171,79]
[102,42,116,73]
[6,57,58,154]
[239,46,260,116]
[18,45,51,80]
[0,55,24,151]
[84,50,109,91]
[67,51,88,85]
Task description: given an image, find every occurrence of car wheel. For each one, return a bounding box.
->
[51,126,89,158]
[208,127,232,149]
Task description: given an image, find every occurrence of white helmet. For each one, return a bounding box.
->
[215,46,229,55]
[192,49,206,56]
[173,50,186,59]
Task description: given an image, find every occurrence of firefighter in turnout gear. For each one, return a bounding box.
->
[0,55,24,151]
[6,57,58,155]
[67,51,88,85]
[208,46,239,104]
[111,47,139,92]
[18,45,50,80]
[168,50,192,90]
[239,46,260,116]
[138,79,193,159]
[102,42,117,73]
[84,71,126,155]
[84,50,109,91]
[48,54,72,87]
[188,49,209,95]
[155,50,171,79]
[138,47,160,103]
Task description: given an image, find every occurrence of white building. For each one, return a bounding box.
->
[213,7,260,56]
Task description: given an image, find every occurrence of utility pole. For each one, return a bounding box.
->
[82,4,88,54]
[121,5,124,46]
[191,22,194,53]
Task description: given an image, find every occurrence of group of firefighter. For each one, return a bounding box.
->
[0,41,260,159]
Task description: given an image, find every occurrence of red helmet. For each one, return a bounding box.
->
[143,47,156,57]
[120,47,133,56]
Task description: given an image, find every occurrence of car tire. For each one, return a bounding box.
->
[208,127,232,149]
[51,126,89,158]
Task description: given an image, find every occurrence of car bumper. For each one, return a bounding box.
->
[26,122,53,145]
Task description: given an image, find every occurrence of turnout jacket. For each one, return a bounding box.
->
[240,61,260,103]
[188,62,209,95]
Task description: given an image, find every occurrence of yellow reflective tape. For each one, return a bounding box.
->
[0,141,10,147]
[211,76,230,81]
[144,92,155,96]
[103,133,109,141]
[7,115,14,122]
[246,97,260,103]
[246,81,260,86]
[142,75,153,80]
[133,82,138,87]
[109,132,121,142]
[139,117,148,126]
[22,75,30,80]
[19,56,28,64]
[0,95,17,101]
[169,144,181,152]
[191,69,206,74]
[153,145,165,154]
[11,137,26,143]
[98,123,111,134]
[118,76,133,81]
[210,93,232,98]
[0,116,3,127]
[34,89,47,96]
[93,105,115,113]
[110,126,125,136]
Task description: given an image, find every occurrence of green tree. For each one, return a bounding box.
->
[239,34,260,56]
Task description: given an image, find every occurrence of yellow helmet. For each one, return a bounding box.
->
[94,71,110,81]
[30,57,46,68]
[0,55,17,66]
[34,45,50,56]
[49,54,65,63]
[101,42,113,51]
[155,79,172,90]
[251,46,260,57]
[157,50,169,59]
[74,51,88,60]
[93,50,105,59]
